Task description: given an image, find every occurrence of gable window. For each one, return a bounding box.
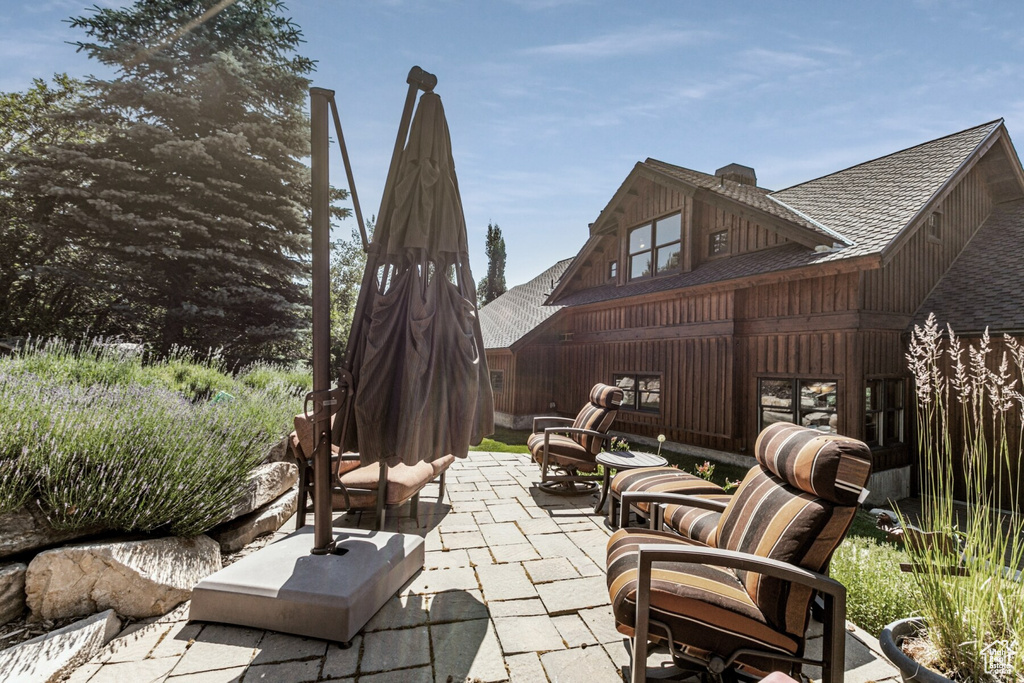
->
[613,373,661,413]
[608,260,618,280]
[709,230,729,257]
[926,211,942,242]
[627,213,681,281]
[759,378,837,433]
[490,370,504,394]
[865,378,904,446]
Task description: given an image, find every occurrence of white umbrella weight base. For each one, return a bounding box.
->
[188,526,424,644]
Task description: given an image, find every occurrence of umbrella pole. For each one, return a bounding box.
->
[309,87,335,554]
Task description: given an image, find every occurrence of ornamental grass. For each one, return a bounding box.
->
[899,315,1024,681]
[0,340,307,537]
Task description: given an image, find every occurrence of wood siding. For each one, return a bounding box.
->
[862,165,994,314]
[693,201,788,266]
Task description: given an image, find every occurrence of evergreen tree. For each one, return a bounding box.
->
[8,0,316,363]
[0,75,116,338]
[478,222,507,307]
[329,218,371,375]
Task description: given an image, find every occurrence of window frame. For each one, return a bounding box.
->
[626,212,682,281]
[608,260,618,281]
[758,377,839,434]
[709,229,729,258]
[865,377,905,447]
[926,210,942,243]
[612,372,662,414]
[489,369,504,394]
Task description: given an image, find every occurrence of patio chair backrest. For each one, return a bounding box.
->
[570,383,623,455]
[714,422,871,641]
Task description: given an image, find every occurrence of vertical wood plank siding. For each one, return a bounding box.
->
[863,166,994,313]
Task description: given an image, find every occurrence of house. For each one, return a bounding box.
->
[480,120,1024,502]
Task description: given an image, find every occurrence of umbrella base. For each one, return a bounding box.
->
[188,526,424,643]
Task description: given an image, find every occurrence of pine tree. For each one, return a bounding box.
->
[0,75,114,338]
[8,0,316,363]
[478,222,507,307]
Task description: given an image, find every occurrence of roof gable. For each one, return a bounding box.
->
[771,120,1004,258]
[479,259,571,350]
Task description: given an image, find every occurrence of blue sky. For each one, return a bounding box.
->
[3,1,1024,286]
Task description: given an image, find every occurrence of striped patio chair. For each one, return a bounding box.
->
[606,422,871,683]
[528,383,623,495]
[610,467,731,539]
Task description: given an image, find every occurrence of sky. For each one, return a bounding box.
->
[3,1,1024,286]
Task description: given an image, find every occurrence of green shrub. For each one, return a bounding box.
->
[0,341,304,536]
[830,535,918,635]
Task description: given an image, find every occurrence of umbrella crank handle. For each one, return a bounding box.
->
[407,66,436,92]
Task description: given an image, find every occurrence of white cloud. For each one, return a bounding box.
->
[522,25,718,59]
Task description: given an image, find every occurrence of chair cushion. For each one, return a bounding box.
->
[589,383,624,409]
[606,528,800,662]
[527,432,598,472]
[340,461,434,506]
[570,403,616,455]
[429,454,456,478]
[611,467,725,515]
[289,431,359,476]
[663,495,732,546]
[755,422,871,505]
[716,467,858,639]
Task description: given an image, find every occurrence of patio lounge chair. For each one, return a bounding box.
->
[606,422,871,683]
[528,383,623,495]
[289,414,453,530]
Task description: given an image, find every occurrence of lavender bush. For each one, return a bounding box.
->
[0,340,307,537]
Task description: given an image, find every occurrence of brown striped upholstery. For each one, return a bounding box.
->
[754,422,871,505]
[571,384,623,454]
[529,383,622,471]
[610,467,723,515]
[606,423,871,678]
[663,494,733,546]
[527,432,599,471]
[607,529,800,668]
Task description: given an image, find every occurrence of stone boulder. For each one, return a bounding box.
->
[210,489,298,553]
[0,504,101,560]
[25,535,221,621]
[0,562,27,626]
[0,609,120,683]
[262,435,291,464]
[220,461,297,524]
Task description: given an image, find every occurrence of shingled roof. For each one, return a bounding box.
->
[479,259,571,350]
[914,199,1024,334]
[772,120,1000,257]
[644,159,846,245]
[550,120,1006,308]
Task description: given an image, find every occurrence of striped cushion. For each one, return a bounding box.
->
[755,422,871,505]
[716,467,858,639]
[589,383,624,409]
[611,467,725,515]
[527,432,598,471]
[570,402,614,454]
[663,494,732,546]
[606,528,800,665]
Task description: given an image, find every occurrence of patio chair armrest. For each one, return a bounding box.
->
[618,491,729,529]
[631,542,847,683]
[533,416,573,432]
[543,426,609,440]
[633,543,844,598]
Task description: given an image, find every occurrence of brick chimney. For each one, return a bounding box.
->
[715,163,757,186]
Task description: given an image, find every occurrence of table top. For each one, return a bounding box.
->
[596,450,668,469]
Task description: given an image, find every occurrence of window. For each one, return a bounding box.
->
[759,378,837,433]
[613,373,661,413]
[709,230,729,257]
[608,260,618,280]
[627,213,681,280]
[490,370,504,394]
[926,211,942,242]
[865,378,904,446]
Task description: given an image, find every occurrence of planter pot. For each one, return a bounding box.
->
[879,617,954,683]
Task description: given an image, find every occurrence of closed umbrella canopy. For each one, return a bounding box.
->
[348,91,493,466]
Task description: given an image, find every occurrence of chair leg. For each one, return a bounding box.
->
[437,471,446,499]
[375,462,387,531]
[411,492,420,525]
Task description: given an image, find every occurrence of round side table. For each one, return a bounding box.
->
[593,450,667,522]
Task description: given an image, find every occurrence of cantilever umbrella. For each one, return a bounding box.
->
[346,90,494,466]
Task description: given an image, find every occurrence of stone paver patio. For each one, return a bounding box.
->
[65,452,900,682]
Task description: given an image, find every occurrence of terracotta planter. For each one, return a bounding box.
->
[879,618,954,683]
